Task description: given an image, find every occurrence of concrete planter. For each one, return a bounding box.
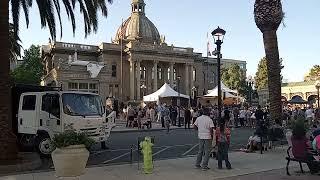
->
[52,144,89,177]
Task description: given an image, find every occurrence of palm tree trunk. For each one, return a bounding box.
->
[262,30,282,122]
[0,0,18,160]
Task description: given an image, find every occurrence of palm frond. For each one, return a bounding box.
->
[9,23,22,62]
[10,0,113,41]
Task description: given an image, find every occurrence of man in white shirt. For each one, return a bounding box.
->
[305,106,314,126]
[194,108,215,170]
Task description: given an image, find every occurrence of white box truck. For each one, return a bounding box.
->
[12,84,115,156]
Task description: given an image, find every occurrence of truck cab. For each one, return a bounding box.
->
[17,91,114,156]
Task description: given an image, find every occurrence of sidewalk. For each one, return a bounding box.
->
[1,146,313,180]
[111,119,184,133]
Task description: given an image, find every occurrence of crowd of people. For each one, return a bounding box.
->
[116,101,320,172]
[121,103,198,131]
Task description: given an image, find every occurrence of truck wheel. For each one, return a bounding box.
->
[35,135,55,157]
[101,141,108,149]
[18,134,36,152]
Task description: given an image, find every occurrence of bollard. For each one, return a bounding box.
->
[130,145,133,164]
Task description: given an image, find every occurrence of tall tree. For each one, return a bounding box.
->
[254,0,284,122]
[221,64,247,97]
[11,45,43,84]
[304,65,320,81]
[0,0,113,160]
[255,57,284,90]
[9,23,22,62]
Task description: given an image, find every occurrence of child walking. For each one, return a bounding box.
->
[216,121,232,169]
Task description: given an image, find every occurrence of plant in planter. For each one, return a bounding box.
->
[51,130,95,177]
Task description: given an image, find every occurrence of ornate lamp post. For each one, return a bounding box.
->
[315,80,320,108]
[247,76,254,106]
[211,26,226,125]
[177,76,181,127]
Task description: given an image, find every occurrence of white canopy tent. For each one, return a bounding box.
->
[204,88,237,98]
[143,83,190,102]
[207,83,238,94]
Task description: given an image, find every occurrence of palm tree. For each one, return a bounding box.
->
[9,23,22,62]
[0,0,113,160]
[254,0,284,122]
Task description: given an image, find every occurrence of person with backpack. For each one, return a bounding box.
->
[215,121,232,169]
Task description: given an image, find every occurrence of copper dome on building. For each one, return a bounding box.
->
[114,0,161,44]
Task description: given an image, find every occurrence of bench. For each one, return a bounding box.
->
[285,146,319,175]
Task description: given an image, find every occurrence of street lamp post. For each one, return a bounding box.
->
[177,76,181,127]
[211,27,226,126]
[247,76,254,106]
[140,84,147,99]
[315,80,320,108]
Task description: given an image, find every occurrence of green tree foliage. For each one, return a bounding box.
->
[9,23,22,62]
[305,65,320,81]
[11,45,43,84]
[254,57,284,90]
[254,57,268,90]
[221,64,247,97]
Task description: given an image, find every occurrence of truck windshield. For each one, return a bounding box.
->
[62,93,103,116]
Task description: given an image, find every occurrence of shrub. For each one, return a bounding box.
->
[52,130,95,149]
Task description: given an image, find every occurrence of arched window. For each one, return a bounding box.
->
[167,68,171,80]
[140,66,146,79]
[192,68,196,81]
[158,68,162,80]
[152,67,154,80]
[173,68,177,80]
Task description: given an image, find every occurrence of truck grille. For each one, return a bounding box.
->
[80,127,100,137]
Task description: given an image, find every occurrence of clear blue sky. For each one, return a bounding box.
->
[17,0,320,82]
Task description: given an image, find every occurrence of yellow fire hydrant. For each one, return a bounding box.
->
[140,136,154,174]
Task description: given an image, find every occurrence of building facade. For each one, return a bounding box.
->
[257,81,319,107]
[41,0,246,102]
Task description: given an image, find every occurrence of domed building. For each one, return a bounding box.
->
[41,0,246,102]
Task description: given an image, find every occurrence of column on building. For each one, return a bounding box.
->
[163,65,168,84]
[136,60,141,100]
[170,62,174,86]
[190,64,194,96]
[153,61,158,91]
[185,63,190,95]
[130,59,135,100]
[146,63,153,94]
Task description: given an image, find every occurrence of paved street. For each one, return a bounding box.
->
[39,128,253,170]
[219,168,320,180]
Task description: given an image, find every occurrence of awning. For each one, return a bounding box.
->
[143,83,190,102]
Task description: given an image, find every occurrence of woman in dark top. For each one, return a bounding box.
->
[291,123,319,174]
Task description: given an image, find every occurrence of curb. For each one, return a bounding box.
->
[0,152,42,175]
[111,127,184,133]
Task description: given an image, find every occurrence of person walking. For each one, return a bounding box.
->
[305,106,314,126]
[163,104,171,133]
[185,108,192,129]
[179,107,185,127]
[127,105,135,128]
[239,108,246,127]
[255,105,264,126]
[233,107,240,128]
[170,106,177,126]
[194,108,215,170]
[191,108,198,124]
[157,104,165,128]
[215,121,232,169]
[150,106,156,128]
